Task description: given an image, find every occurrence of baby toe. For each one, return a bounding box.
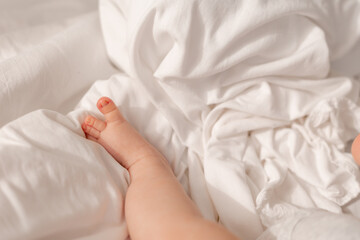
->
[96,97,125,123]
[84,115,106,131]
[85,133,98,142]
[82,123,100,139]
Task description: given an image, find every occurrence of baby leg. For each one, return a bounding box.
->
[82,97,238,240]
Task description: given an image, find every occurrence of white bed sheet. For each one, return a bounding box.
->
[1,0,360,239]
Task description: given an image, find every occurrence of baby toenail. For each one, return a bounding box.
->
[86,117,93,125]
[101,99,110,107]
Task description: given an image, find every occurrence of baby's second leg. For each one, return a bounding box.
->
[82,97,238,240]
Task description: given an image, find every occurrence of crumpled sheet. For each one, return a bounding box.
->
[1,0,360,239]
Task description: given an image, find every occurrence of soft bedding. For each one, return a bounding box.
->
[1,0,360,239]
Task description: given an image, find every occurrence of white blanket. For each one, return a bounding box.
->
[1,0,360,239]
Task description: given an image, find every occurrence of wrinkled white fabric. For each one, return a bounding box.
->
[0,1,126,240]
[99,0,360,239]
[0,0,116,126]
[258,209,360,240]
[1,0,360,240]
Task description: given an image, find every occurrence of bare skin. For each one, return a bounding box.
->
[82,97,360,240]
[82,97,239,240]
[352,134,360,166]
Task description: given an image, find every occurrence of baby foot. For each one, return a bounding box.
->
[82,97,165,169]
